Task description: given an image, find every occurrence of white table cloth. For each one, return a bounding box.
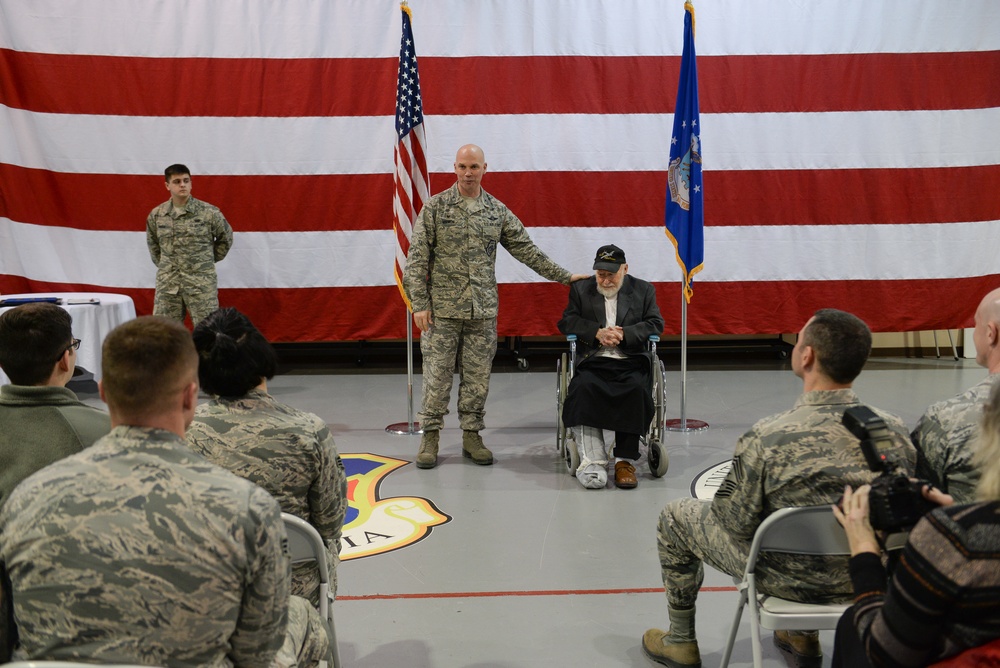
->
[0,292,137,384]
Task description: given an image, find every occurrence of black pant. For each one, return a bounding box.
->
[611,431,640,460]
[562,355,653,459]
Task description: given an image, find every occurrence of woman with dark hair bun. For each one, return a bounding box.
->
[186,307,346,604]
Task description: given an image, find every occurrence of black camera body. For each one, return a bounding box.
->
[842,406,935,533]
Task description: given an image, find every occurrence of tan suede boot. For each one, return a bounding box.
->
[773,630,822,668]
[641,606,701,668]
[461,430,493,465]
[416,430,439,469]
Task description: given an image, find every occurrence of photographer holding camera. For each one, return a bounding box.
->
[832,382,1000,667]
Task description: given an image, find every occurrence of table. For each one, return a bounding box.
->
[0,292,137,384]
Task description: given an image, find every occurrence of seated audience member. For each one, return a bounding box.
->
[0,302,110,507]
[186,307,347,604]
[557,244,664,489]
[911,286,1000,503]
[832,380,1000,668]
[0,316,328,667]
[642,309,917,668]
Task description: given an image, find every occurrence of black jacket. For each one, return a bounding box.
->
[557,274,664,360]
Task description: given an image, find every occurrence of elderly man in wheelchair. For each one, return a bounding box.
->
[556,244,667,489]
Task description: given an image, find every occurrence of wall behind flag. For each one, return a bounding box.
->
[2,0,999,341]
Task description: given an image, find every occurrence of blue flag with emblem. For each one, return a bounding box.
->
[664,0,703,303]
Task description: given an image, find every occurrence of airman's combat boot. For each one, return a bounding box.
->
[642,606,701,668]
[462,430,493,465]
[773,630,822,668]
[416,430,439,469]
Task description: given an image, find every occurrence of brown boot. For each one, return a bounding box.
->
[642,606,700,667]
[773,630,822,668]
[462,430,493,465]
[641,629,701,667]
[416,430,439,469]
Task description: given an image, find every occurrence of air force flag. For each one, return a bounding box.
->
[665,1,704,303]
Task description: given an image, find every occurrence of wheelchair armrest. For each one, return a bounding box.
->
[566,335,578,342]
[647,334,660,355]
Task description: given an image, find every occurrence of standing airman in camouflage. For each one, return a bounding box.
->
[402,144,588,468]
[186,307,347,605]
[147,163,233,324]
[642,309,917,668]
[0,316,329,667]
[912,286,1000,503]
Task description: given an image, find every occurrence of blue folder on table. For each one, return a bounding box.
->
[0,297,62,306]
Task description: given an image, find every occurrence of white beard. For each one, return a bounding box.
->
[597,283,622,299]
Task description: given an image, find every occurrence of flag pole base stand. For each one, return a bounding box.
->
[665,418,709,433]
[386,422,423,436]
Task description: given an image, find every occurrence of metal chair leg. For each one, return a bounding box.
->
[720,587,749,668]
[933,330,960,360]
[947,329,959,360]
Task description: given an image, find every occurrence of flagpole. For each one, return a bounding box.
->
[665,287,708,432]
[386,312,422,435]
[386,0,425,437]
[664,0,707,433]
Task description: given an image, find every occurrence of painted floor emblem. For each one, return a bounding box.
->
[341,453,450,560]
[691,460,732,500]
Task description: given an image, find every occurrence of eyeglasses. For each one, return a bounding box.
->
[57,338,81,361]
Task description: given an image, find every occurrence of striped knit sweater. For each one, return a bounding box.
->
[849,501,1000,667]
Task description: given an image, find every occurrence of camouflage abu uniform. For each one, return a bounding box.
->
[0,425,328,668]
[912,374,999,503]
[186,389,348,604]
[402,183,572,431]
[657,389,917,609]
[146,196,233,324]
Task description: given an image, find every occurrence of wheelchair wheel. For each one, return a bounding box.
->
[647,439,669,478]
[564,430,580,475]
[650,357,667,441]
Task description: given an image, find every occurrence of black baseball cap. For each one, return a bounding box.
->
[593,244,626,272]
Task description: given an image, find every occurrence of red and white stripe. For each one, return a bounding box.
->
[392,122,429,308]
[1,0,998,341]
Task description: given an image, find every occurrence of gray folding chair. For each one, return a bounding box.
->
[282,513,342,668]
[719,505,852,668]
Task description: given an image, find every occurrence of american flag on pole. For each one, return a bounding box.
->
[664,0,703,304]
[392,2,430,309]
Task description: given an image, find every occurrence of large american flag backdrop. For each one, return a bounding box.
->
[2,1,998,342]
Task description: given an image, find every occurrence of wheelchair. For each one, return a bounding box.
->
[555,334,669,478]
